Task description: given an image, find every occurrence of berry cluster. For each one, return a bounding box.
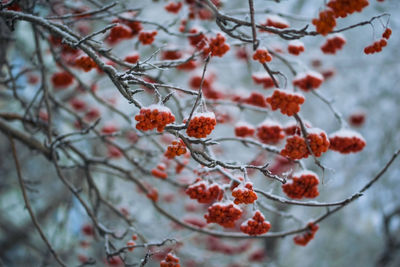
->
[280,135,309,160]
[51,71,74,88]
[329,129,366,153]
[186,112,217,138]
[293,71,324,91]
[146,187,159,202]
[74,55,97,72]
[151,163,168,179]
[252,48,272,64]
[252,73,275,89]
[240,211,271,236]
[165,140,187,159]
[204,202,243,228]
[135,105,175,132]
[232,182,258,205]
[293,223,319,246]
[262,15,290,29]
[164,1,183,13]
[282,171,320,199]
[124,53,140,64]
[162,49,182,60]
[126,240,136,252]
[364,28,391,55]
[348,111,366,127]
[160,253,180,267]
[256,119,285,144]
[185,180,224,204]
[70,98,86,112]
[382,28,392,39]
[138,31,158,45]
[177,59,197,71]
[327,0,369,18]
[266,89,305,116]
[321,34,346,54]
[307,128,330,157]
[364,39,387,54]
[107,24,133,44]
[115,15,142,36]
[244,92,268,108]
[312,9,337,36]
[287,40,305,56]
[234,122,256,138]
[203,33,230,57]
[188,28,208,50]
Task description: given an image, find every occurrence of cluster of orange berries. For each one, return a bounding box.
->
[126,235,137,252]
[177,59,197,71]
[256,119,285,144]
[146,187,159,202]
[51,71,74,88]
[151,163,168,179]
[186,112,217,138]
[293,71,324,91]
[188,28,208,50]
[280,135,309,160]
[160,253,180,267]
[70,98,86,112]
[203,33,230,57]
[293,222,319,246]
[252,48,272,64]
[232,182,258,205]
[204,202,243,228]
[234,122,256,138]
[312,1,369,35]
[307,128,331,157]
[364,28,391,54]
[74,55,97,72]
[327,0,369,18]
[135,105,175,132]
[162,49,182,60]
[282,171,320,199]
[284,121,305,136]
[287,40,305,56]
[124,53,140,64]
[240,211,271,236]
[165,140,187,159]
[262,15,290,29]
[244,92,268,108]
[329,129,366,153]
[312,9,337,36]
[113,14,143,36]
[266,89,305,116]
[252,73,275,89]
[107,24,133,44]
[138,31,158,45]
[281,128,330,159]
[185,180,224,204]
[321,34,346,54]
[164,1,183,13]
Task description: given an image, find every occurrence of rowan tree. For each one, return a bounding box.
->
[0,0,399,266]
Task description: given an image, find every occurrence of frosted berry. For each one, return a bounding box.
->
[282,171,319,199]
[204,202,243,228]
[329,129,366,154]
[293,71,324,91]
[135,105,175,132]
[232,182,258,205]
[185,180,224,204]
[234,122,256,138]
[240,210,271,236]
[256,119,285,144]
[266,89,305,116]
[186,112,217,138]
